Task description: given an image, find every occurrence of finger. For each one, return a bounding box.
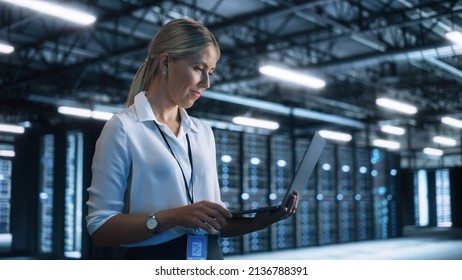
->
[203,215,222,230]
[286,195,297,213]
[200,201,232,224]
[200,218,220,234]
[291,195,299,212]
[206,201,233,218]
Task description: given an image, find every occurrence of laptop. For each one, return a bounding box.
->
[232,131,326,216]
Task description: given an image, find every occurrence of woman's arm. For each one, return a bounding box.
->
[91,200,233,246]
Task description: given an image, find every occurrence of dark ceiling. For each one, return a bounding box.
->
[1,0,462,168]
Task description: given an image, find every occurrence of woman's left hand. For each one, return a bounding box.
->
[254,191,299,229]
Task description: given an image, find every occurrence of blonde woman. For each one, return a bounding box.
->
[86,18,298,260]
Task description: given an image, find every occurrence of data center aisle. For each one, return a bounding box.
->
[225,227,462,260]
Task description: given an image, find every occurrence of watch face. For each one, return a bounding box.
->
[146,216,158,230]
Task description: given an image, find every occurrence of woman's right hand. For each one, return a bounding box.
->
[157,200,233,234]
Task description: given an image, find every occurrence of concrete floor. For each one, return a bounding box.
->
[225,226,462,260]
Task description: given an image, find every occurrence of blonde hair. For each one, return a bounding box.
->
[126,18,220,106]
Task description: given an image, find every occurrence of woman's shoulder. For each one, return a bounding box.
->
[189,115,213,132]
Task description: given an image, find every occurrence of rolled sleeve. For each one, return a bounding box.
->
[86,115,131,235]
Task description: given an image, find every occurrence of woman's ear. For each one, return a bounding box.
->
[160,53,169,70]
[159,53,169,77]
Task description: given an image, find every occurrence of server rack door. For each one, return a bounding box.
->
[213,128,243,255]
[336,145,356,243]
[38,134,55,254]
[64,131,84,258]
[355,147,374,241]
[387,153,401,237]
[242,133,270,253]
[269,134,295,250]
[317,143,338,245]
[0,147,13,252]
[295,138,318,247]
[371,148,390,239]
[435,169,452,227]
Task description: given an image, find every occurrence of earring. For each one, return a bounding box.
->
[162,69,168,77]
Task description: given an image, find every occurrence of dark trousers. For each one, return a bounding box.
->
[122,234,223,260]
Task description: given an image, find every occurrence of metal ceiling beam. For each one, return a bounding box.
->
[201,90,365,129]
[313,43,462,73]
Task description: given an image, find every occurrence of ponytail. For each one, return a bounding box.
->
[127,60,148,107]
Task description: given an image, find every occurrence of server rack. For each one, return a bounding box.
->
[64,131,84,259]
[386,152,400,237]
[242,133,270,253]
[371,148,390,239]
[295,138,318,247]
[355,147,374,241]
[336,145,356,243]
[38,134,55,254]
[269,134,295,250]
[435,169,452,227]
[214,128,243,255]
[317,143,338,245]
[0,152,13,251]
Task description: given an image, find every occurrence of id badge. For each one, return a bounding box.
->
[186,234,207,260]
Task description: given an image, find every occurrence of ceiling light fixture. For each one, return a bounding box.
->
[433,136,457,146]
[0,124,25,134]
[259,65,326,89]
[0,42,14,54]
[318,130,352,142]
[442,116,462,129]
[380,125,406,135]
[446,31,462,45]
[58,106,113,121]
[0,0,96,25]
[58,106,92,118]
[372,139,400,150]
[232,116,279,130]
[0,150,15,157]
[376,97,418,115]
[91,111,114,121]
[423,147,444,157]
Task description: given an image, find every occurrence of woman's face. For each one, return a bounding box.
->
[166,45,219,109]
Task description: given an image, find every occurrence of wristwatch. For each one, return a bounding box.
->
[145,213,159,233]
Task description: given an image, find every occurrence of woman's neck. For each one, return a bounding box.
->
[146,88,181,136]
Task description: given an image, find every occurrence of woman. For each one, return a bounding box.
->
[86,18,298,260]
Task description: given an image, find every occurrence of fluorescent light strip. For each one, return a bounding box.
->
[442,116,462,128]
[423,147,444,156]
[446,31,462,45]
[0,124,25,134]
[376,97,417,115]
[259,65,326,89]
[0,0,96,25]
[0,150,15,157]
[380,125,405,135]
[433,136,457,146]
[319,130,352,142]
[373,139,400,150]
[0,42,14,54]
[91,111,114,121]
[232,116,279,130]
[58,106,92,118]
[58,106,113,120]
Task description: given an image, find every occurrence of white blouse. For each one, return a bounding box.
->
[86,92,223,247]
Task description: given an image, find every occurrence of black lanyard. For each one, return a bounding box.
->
[154,121,194,204]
